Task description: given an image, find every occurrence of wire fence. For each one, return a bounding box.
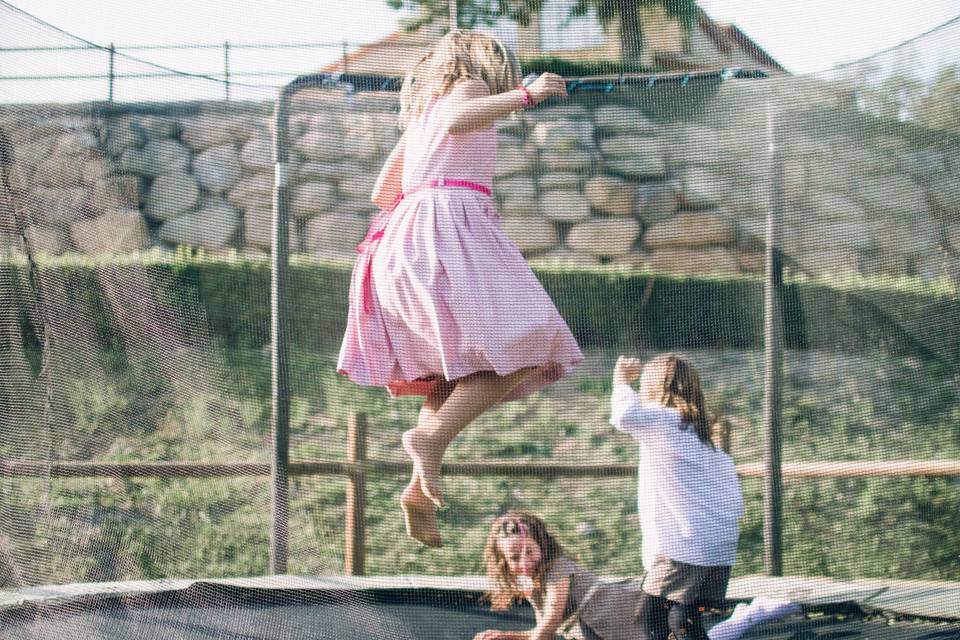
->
[0,39,383,102]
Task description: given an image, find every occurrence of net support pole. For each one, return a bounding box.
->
[107,43,115,102]
[763,97,784,576]
[270,86,295,575]
[345,413,367,576]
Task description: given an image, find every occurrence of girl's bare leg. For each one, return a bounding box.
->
[400,380,455,547]
[402,368,533,509]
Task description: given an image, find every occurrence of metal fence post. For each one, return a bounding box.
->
[223,41,230,101]
[107,43,115,102]
[345,413,367,576]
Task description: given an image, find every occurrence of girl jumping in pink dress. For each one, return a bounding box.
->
[337,30,583,547]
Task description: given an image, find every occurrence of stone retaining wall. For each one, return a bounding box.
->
[2,77,958,280]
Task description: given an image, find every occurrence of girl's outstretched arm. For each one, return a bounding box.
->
[472,575,571,640]
[443,74,568,134]
[370,132,406,210]
[609,356,675,439]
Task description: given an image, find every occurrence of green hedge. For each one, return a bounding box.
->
[3,258,958,364]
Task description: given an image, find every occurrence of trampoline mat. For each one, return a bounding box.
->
[1,586,958,640]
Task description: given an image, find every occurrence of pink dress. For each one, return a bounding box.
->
[337,94,583,401]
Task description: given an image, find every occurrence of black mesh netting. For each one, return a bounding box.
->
[1,0,959,637]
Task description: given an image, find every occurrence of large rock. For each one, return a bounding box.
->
[343,112,400,160]
[783,217,871,254]
[180,117,237,152]
[240,136,274,171]
[304,212,368,258]
[81,158,114,186]
[501,217,557,253]
[499,195,540,217]
[25,186,92,225]
[292,181,336,218]
[540,149,596,171]
[494,175,538,203]
[138,115,179,139]
[585,175,633,216]
[854,174,930,219]
[70,209,149,254]
[668,126,729,167]
[13,137,55,166]
[599,135,662,158]
[532,119,594,150]
[300,159,359,182]
[604,148,666,178]
[337,172,378,202]
[193,144,242,193]
[34,156,84,188]
[294,116,346,161]
[928,172,960,213]
[868,218,940,256]
[242,208,294,251]
[120,139,190,177]
[158,201,239,249]
[540,191,591,223]
[495,146,534,178]
[534,104,589,120]
[539,172,582,191]
[143,139,191,176]
[566,218,640,257]
[24,225,66,255]
[678,167,723,209]
[5,163,32,192]
[227,172,273,212]
[53,131,100,158]
[634,182,678,223]
[648,247,740,276]
[643,211,735,249]
[102,118,146,157]
[92,175,142,210]
[144,173,200,221]
[593,104,655,134]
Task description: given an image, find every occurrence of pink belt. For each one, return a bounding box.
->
[357,178,492,314]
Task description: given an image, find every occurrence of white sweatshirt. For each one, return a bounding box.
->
[610,383,744,568]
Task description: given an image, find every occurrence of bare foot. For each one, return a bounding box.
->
[402,428,445,508]
[400,479,442,547]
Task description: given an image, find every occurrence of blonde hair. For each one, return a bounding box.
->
[398,29,521,129]
[483,511,565,611]
[638,354,717,448]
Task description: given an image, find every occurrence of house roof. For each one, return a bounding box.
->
[320,7,784,76]
[695,7,786,73]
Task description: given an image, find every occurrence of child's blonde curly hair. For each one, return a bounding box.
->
[399,29,521,129]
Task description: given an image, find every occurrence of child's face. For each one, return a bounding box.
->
[499,534,541,577]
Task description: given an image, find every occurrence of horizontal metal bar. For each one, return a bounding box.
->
[0,71,307,81]
[0,39,437,54]
[1,459,957,480]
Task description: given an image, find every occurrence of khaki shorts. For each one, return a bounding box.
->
[641,555,731,606]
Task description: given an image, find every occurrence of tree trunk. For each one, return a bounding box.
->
[619,0,644,63]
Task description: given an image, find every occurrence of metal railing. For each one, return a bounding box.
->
[0,39,422,100]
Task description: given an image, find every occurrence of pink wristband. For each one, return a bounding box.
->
[516,85,534,108]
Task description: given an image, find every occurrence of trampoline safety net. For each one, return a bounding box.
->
[1,0,959,637]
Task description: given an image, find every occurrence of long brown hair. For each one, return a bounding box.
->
[483,511,565,611]
[639,354,717,448]
[398,29,521,129]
